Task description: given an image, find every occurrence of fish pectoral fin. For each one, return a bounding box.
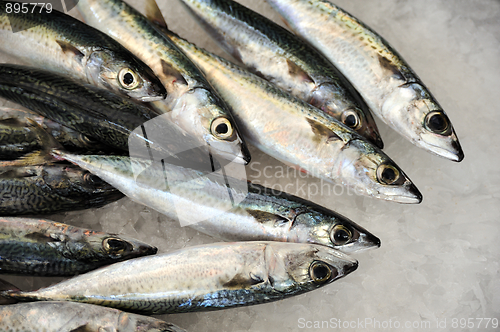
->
[0,278,20,305]
[144,0,168,29]
[69,324,94,332]
[286,59,314,83]
[377,54,404,80]
[246,209,290,226]
[306,118,342,142]
[160,60,188,86]
[56,40,85,62]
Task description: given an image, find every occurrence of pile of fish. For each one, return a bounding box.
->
[0,0,463,331]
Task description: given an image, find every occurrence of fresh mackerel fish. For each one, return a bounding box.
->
[0,217,156,276]
[77,0,250,165]
[0,64,205,162]
[0,1,166,102]
[54,152,380,253]
[0,107,115,160]
[0,302,186,332]
[162,32,422,203]
[2,241,358,314]
[265,0,464,162]
[0,164,123,215]
[178,0,383,148]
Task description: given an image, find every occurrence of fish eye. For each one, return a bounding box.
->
[309,261,333,284]
[83,173,104,185]
[211,117,234,140]
[424,111,450,135]
[118,68,140,90]
[78,133,98,145]
[341,109,361,130]
[376,164,400,185]
[103,237,128,255]
[330,225,352,246]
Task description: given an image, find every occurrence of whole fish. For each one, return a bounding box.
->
[2,241,358,314]
[0,64,208,164]
[77,0,250,164]
[177,0,383,148]
[0,302,186,332]
[0,107,115,160]
[54,151,381,253]
[0,163,123,215]
[160,32,422,203]
[265,0,464,162]
[0,1,166,102]
[0,217,157,276]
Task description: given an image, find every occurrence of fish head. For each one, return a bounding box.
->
[296,206,381,253]
[264,243,358,293]
[118,312,186,332]
[312,83,384,148]
[86,49,167,102]
[169,89,251,165]
[85,233,157,261]
[333,139,422,203]
[382,82,463,162]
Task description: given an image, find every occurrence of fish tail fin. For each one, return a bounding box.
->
[0,278,20,305]
[0,118,65,168]
[144,0,168,29]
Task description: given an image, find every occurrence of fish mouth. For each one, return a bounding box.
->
[368,131,384,150]
[378,182,423,204]
[138,95,167,102]
[420,136,464,162]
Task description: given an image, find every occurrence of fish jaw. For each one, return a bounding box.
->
[332,139,422,204]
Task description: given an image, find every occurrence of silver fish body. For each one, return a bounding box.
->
[0,1,166,102]
[0,217,157,276]
[55,152,380,253]
[76,0,250,164]
[265,0,463,162]
[163,32,422,203]
[0,302,186,332]
[4,241,358,314]
[178,0,383,148]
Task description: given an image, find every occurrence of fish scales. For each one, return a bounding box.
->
[56,152,380,253]
[0,1,167,102]
[0,164,123,215]
[77,0,251,164]
[3,241,358,314]
[265,0,464,162]
[178,0,383,147]
[161,31,422,203]
[0,217,157,276]
[0,302,186,331]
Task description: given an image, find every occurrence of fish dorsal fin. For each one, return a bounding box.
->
[306,118,342,142]
[160,60,188,86]
[144,0,168,29]
[286,59,314,83]
[56,40,85,62]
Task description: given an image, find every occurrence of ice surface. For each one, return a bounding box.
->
[1,0,499,331]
